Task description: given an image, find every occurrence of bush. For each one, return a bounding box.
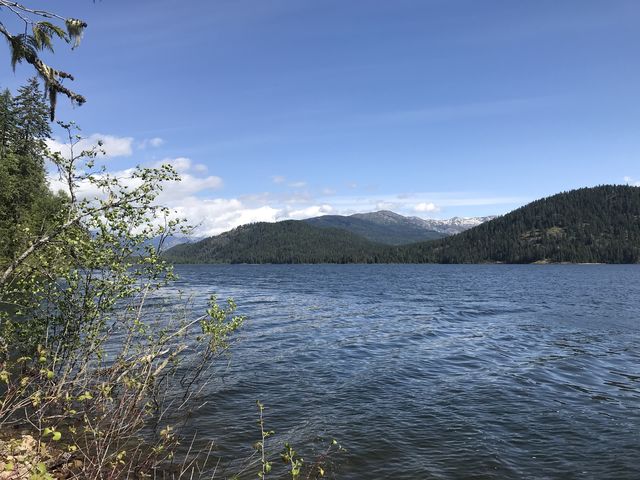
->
[0,121,245,478]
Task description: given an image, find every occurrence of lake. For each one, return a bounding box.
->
[161,265,640,479]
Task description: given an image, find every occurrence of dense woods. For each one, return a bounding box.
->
[0,79,68,264]
[303,214,445,245]
[397,185,640,264]
[165,220,387,264]
[164,185,640,264]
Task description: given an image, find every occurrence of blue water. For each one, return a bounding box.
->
[162,265,640,479]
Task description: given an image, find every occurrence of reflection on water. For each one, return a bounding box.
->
[151,265,640,479]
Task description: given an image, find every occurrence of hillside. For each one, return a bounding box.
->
[396,185,640,264]
[163,220,385,264]
[303,212,445,245]
[164,186,640,264]
[351,211,496,235]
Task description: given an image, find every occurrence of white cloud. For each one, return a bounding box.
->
[138,137,165,149]
[153,157,192,172]
[46,134,134,159]
[288,181,307,188]
[157,174,222,203]
[414,202,439,213]
[170,198,279,236]
[321,188,336,196]
[48,167,143,200]
[272,175,286,184]
[162,198,333,237]
[624,176,640,186]
[285,204,333,219]
[48,157,222,205]
[151,158,223,202]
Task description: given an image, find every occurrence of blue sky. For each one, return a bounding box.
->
[2,0,640,235]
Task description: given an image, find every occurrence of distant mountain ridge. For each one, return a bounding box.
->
[409,215,498,235]
[349,211,497,235]
[303,211,446,245]
[163,186,640,264]
[167,211,493,249]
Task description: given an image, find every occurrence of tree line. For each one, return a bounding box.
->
[165,221,388,264]
[396,185,640,264]
[0,78,68,265]
[165,185,640,264]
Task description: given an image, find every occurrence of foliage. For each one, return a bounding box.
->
[0,84,247,477]
[247,402,345,480]
[0,1,87,119]
[0,78,66,270]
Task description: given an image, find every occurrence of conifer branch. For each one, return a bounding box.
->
[0,2,87,119]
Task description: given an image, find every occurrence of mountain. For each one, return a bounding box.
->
[302,210,494,244]
[350,210,424,226]
[303,212,445,245]
[408,215,498,235]
[396,185,640,264]
[163,221,385,264]
[351,211,496,235]
[164,186,640,264]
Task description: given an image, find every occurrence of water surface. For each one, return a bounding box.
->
[163,265,640,479]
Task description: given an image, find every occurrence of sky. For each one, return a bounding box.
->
[2,0,640,236]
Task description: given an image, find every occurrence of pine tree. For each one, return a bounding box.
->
[0,88,15,157]
[0,80,64,262]
[14,77,51,157]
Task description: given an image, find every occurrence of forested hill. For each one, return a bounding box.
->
[303,213,445,245]
[164,186,640,264]
[163,221,385,264]
[395,185,640,264]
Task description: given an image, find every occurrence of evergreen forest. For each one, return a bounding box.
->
[164,185,640,264]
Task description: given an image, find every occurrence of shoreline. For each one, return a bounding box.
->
[166,261,626,266]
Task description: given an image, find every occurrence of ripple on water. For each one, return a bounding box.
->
[147,264,640,479]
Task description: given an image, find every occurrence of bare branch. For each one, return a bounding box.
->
[0,1,67,22]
